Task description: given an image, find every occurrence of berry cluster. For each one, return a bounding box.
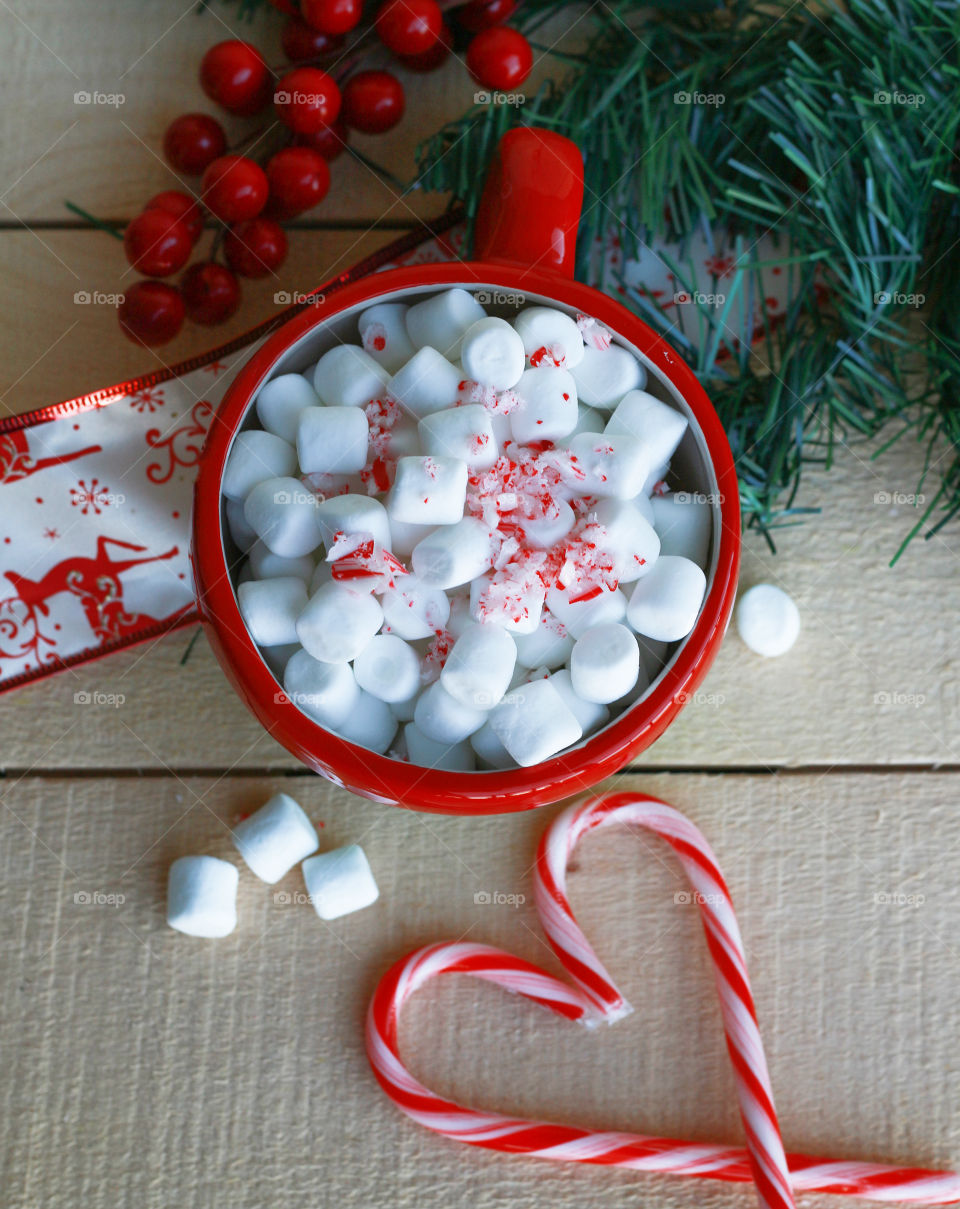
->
[117,0,533,348]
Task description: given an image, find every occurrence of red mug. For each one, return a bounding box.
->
[193,127,740,814]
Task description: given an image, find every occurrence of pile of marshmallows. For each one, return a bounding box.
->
[226,288,713,771]
[167,792,378,938]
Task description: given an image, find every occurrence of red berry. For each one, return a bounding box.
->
[200,41,271,116]
[296,118,348,160]
[397,20,452,71]
[466,27,533,90]
[224,218,289,278]
[274,67,342,134]
[458,0,516,33]
[375,0,442,55]
[300,0,363,35]
[266,147,331,217]
[118,281,185,347]
[144,190,204,244]
[163,113,227,176]
[342,71,405,135]
[281,16,343,62]
[123,210,192,277]
[201,155,270,223]
[181,262,241,325]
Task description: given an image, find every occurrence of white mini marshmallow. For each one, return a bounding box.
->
[284,647,361,728]
[334,691,398,753]
[296,581,384,663]
[510,366,579,444]
[571,343,646,409]
[231,792,319,884]
[238,576,308,646]
[445,592,474,640]
[521,501,576,551]
[736,583,800,657]
[315,494,391,553]
[554,404,606,447]
[459,317,526,390]
[414,680,486,743]
[404,723,476,771]
[383,421,421,461]
[470,573,544,635]
[354,633,422,702]
[489,677,582,767]
[167,856,238,938]
[411,517,494,589]
[391,688,420,722]
[248,539,313,584]
[381,575,450,639]
[513,609,574,669]
[549,668,610,735]
[244,477,322,558]
[469,720,516,769]
[256,373,320,443]
[626,555,707,642]
[388,347,462,418]
[313,344,389,408]
[418,404,498,470]
[297,406,369,476]
[440,621,517,710]
[387,516,436,559]
[570,621,640,704]
[605,389,689,469]
[545,584,627,639]
[405,288,486,357]
[302,844,379,921]
[566,433,651,499]
[512,306,585,368]
[589,497,660,582]
[226,496,258,552]
[222,430,298,501]
[651,493,712,569]
[388,456,468,526]
[358,301,416,373]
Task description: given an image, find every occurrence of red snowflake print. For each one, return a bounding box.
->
[69,478,112,516]
[130,387,165,414]
[704,254,736,279]
[203,359,227,377]
[43,527,60,540]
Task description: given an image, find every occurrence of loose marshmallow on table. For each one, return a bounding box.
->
[222,430,298,501]
[570,621,640,704]
[238,576,308,646]
[354,633,421,702]
[381,574,450,639]
[388,456,468,526]
[312,344,389,408]
[315,494,391,552]
[510,366,579,444]
[440,622,517,710]
[627,555,707,642]
[549,668,610,735]
[418,405,498,470]
[167,856,238,938]
[404,722,476,771]
[460,317,526,390]
[489,677,582,767]
[605,390,689,468]
[297,581,384,663]
[566,433,651,499]
[358,301,416,373]
[513,609,574,669]
[244,476,322,558]
[256,373,320,443]
[414,680,486,744]
[513,306,585,369]
[588,498,660,582]
[302,844,379,921]
[405,288,486,357]
[232,792,319,884]
[469,720,515,769]
[411,517,494,589]
[388,347,462,417]
[736,583,800,657]
[545,584,627,639]
[651,493,711,569]
[571,344,645,409]
[248,539,313,584]
[297,406,369,475]
[283,648,361,728]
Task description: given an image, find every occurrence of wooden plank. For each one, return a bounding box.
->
[1,770,958,1208]
[0,423,953,772]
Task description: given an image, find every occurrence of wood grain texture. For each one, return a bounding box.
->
[1,771,957,1209]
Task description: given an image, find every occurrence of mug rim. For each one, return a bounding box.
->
[192,259,741,813]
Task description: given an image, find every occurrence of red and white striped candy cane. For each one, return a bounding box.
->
[367,791,960,1207]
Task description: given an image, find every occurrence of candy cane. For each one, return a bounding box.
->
[367,791,960,1207]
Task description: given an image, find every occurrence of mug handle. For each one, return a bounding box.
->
[473,127,584,280]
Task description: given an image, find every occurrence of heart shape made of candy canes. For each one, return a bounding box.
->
[367,792,960,1207]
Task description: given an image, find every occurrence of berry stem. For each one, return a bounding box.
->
[345,145,407,192]
[64,200,124,240]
